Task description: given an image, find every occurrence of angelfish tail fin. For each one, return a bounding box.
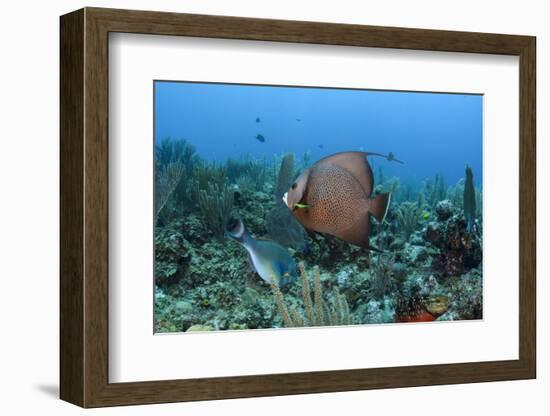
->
[368,192,391,223]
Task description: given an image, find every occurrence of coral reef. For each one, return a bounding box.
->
[435,199,453,221]
[196,182,234,238]
[424,172,446,208]
[396,201,421,240]
[226,156,271,193]
[369,254,397,300]
[153,143,483,332]
[191,162,227,197]
[155,162,185,223]
[270,263,352,327]
[154,219,194,287]
[424,212,482,277]
[155,137,197,225]
[446,178,465,210]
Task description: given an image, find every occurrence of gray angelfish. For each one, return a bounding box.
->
[282,151,400,248]
[226,218,297,287]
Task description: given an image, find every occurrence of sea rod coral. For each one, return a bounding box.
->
[270,263,352,327]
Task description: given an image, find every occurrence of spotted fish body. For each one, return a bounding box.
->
[298,164,371,237]
[282,151,392,248]
[226,218,297,286]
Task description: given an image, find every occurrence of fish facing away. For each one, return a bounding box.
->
[256,117,261,123]
[282,151,397,248]
[225,217,297,287]
[395,295,450,323]
[255,134,266,143]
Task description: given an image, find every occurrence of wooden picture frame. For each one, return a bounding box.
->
[60,7,536,408]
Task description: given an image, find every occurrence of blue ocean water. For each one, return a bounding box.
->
[154,81,482,187]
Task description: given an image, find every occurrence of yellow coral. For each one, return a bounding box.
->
[270,263,352,328]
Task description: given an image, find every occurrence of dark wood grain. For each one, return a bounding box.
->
[518,38,536,376]
[83,10,110,406]
[88,7,532,54]
[60,7,537,408]
[59,8,84,406]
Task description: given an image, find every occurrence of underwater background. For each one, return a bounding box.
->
[154,81,483,333]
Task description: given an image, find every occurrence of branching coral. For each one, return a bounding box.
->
[270,263,352,327]
[446,178,465,210]
[396,201,421,240]
[384,176,401,198]
[421,173,446,208]
[235,174,256,194]
[401,182,414,203]
[431,173,446,207]
[186,161,235,236]
[299,150,312,171]
[192,162,227,196]
[155,161,185,223]
[270,282,294,327]
[417,191,425,211]
[156,137,196,170]
[370,254,396,299]
[226,156,270,192]
[196,182,234,238]
[154,137,197,224]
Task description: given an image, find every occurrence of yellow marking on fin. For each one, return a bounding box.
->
[294,203,310,209]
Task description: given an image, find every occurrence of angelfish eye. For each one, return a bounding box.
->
[291,183,297,190]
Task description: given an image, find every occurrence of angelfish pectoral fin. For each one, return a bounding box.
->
[368,192,391,223]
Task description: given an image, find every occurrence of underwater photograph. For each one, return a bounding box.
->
[153,81,483,333]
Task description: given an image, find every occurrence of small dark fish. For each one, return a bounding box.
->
[318,144,324,149]
[395,295,450,323]
[255,134,266,143]
[296,118,302,122]
[226,217,297,287]
[256,117,261,123]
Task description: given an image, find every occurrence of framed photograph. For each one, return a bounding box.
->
[60,7,536,408]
